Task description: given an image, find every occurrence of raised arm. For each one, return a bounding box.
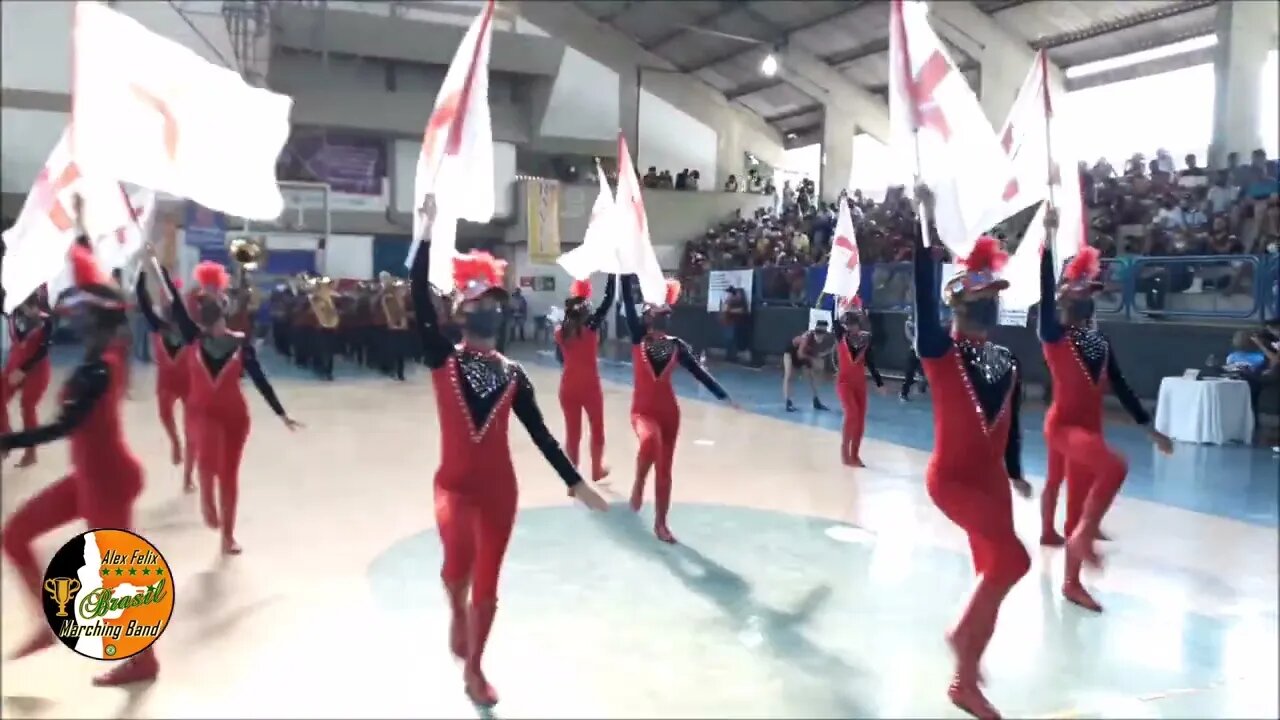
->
[17,318,54,372]
[1038,237,1066,343]
[619,275,645,344]
[1105,346,1150,426]
[135,274,169,333]
[240,342,288,418]
[1,362,108,450]
[408,244,456,369]
[510,367,584,488]
[162,269,200,343]
[586,274,616,331]
[911,222,951,359]
[674,338,730,401]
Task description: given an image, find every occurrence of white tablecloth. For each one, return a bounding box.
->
[1154,377,1255,445]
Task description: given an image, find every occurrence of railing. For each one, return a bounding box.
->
[689,254,1276,321]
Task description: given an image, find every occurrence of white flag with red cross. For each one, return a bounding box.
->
[71,0,292,222]
[612,133,668,305]
[822,199,862,299]
[888,0,1017,258]
[558,159,622,279]
[406,0,496,291]
[0,127,137,312]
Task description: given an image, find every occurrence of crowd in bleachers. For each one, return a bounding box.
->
[678,148,1280,302]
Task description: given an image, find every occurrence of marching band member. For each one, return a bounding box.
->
[135,269,198,490]
[555,275,616,481]
[911,185,1030,720]
[163,258,302,555]
[409,200,607,707]
[1,290,53,468]
[782,321,835,412]
[619,273,738,544]
[308,277,341,380]
[1036,209,1172,612]
[377,272,412,381]
[833,295,886,467]
[0,243,160,686]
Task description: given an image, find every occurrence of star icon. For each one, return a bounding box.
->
[115,568,124,576]
[102,567,111,576]
[128,567,138,576]
[142,568,151,576]
[155,568,165,577]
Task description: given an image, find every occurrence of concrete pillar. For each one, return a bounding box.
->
[619,66,640,165]
[1209,1,1279,168]
[820,113,854,203]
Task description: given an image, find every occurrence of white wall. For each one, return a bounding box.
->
[321,234,374,279]
[538,43,720,187]
[0,109,67,193]
[392,139,517,219]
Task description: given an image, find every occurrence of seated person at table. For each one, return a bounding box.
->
[1224,330,1279,438]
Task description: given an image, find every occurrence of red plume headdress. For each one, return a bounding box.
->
[569,279,592,301]
[663,279,682,307]
[67,244,125,309]
[193,261,231,293]
[1058,245,1103,298]
[452,251,508,301]
[943,236,1010,306]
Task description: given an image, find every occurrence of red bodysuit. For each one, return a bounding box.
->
[1,311,54,463]
[409,243,586,708]
[1036,248,1149,611]
[834,322,884,467]
[160,269,290,555]
[619,275,730,544]
[554,276,616,481]
[1,338,159,684]
[913,234,1028,720]
[137,275,200,489]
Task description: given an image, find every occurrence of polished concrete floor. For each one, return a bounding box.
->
[0,342,1276,719]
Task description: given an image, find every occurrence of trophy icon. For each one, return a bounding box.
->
[44,577,81,618]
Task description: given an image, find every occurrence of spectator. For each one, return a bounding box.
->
[675,169,689,190]
[643,166,658,188]
[1154,197,1185,231]
[1207,171,1241,216]
[508,288,528,342]
[719,286,751,363]
[1180,154,1207,179]
[724,174,739,192]
[688,170,700,191]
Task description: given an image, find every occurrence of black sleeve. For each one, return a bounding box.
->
[912,225,951,359]
[864,344,884,387]
[620,275,645,345]
[1,361,109,450]
[135,275,169,333]
[832,322,846,341]
[1038,243,1065,343]
[164,269,200,344]
[675,338,729,400]
[408,244,456,369]
[554,336,565,366]
[1106,345,1150,426]
[586,275,616,331]
[510,367,584,488]
[1004,360,1024,481]
[18,319,54,372]
[240,342,287,417]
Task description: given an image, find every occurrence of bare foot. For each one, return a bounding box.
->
[15,451,36,468]
[1039,529,1065,547]
[654,524,677,544]
[592,465,611,482]
[1062,582,1103,613]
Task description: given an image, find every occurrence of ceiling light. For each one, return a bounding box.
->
[760,53,778,77]
[787,132,797,139]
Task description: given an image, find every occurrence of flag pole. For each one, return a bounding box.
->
[895,0,931,247]
[1039,50,1060,274]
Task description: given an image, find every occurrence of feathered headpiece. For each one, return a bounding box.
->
[569,279,592,300]
[452,251,508,301]
[839,295,864,313]
[1058,245,1103,298]
[193,261,230,292]
[664,279,682,307]
[67,244,125,310]
[943,236,1010,306]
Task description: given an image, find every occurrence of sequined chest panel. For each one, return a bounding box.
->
[643,336,678,376]
[844,332,870,355]
[451,348,517,437]
[953,339,1016,429]
[1067,327,1108,383]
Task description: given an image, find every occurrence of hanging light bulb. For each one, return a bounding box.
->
[760,53,778,77]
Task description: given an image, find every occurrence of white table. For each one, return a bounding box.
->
[1154,377,1254,445]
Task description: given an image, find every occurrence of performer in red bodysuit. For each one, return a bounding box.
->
[1,291,53,468]
[619,274,737,544]
[161,259,302,555]
[911,187,1031,720]
[554,275,616,481]
[135,272,198,488]
[832,296,886,467]
[0,244,159,686]
[409,219,607,708]
[1035,213,1172,612]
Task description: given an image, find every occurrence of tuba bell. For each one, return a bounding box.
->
[228,236,267,272]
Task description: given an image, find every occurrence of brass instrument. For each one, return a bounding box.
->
[228,236,267,272]
[309,276,340,329]
[381,279,409,330]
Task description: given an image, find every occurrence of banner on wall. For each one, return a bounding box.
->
[184,202,227,251]
[526,178,562,264]
[706,269,754,312]
[276,131,389,211]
